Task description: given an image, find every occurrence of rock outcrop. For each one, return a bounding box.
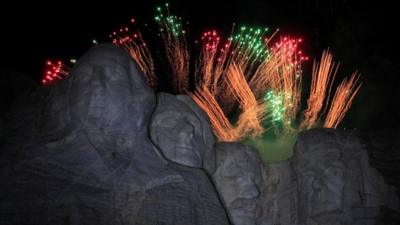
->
[0,44,229,225]
[1,44,398,225]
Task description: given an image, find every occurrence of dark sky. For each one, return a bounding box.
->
[1,0,399,131]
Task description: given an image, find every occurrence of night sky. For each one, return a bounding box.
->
[1,0,399,132]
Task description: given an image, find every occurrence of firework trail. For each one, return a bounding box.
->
[230,26,271,77]
[247,29,281,98]
[194,29,237,116]
[110,18,156,88]
[216,25,273,114]
[191,64,267,142]
[154,3,190,93]
[263,90,285,127]
[192,60,268,142]
[324,72,361,128]
[225,63,267,139]
[195,30,229,93]
[192,31,235,142]
[41,59,73,85]
[300,50,338,130]
[256,37,308,133]
[193,27,272,141]
[191,87,237,141]
[193,30,311,140]
[41,2,362,144]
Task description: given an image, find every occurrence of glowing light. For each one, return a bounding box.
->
[324,72,362,128]
[41,59,71,85]
[264,90,286,124]
[154,3,189,93]
[300,50,338,130]
[109,18,156,88]
[43,2,361,146]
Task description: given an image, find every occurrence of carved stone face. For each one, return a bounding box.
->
[65,44,157,169]
[261,162,298,225]
[152,100,202,167]
[294,129,366,224]
[68,44,155,141]
[150,93,215,172]
[297,149,346,216]
[213,143,262,225]
[216,151,260,204]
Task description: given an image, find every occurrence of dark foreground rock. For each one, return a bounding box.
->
[0,44,229,225]
[294,128,399,225]
[212,129,399,225]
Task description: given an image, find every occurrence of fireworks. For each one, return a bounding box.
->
[191,87,237,141]
[225,64,267,138]
[230,26,271,76]
[324,72,362,128]
[154,3,190,93]
[191,63,267,142]
[42,3,362,145]
[109,18,156,88]
[270,37,305,130]
[41,59,72,85]
[195,30,224,92]
[264,90,285,124]
[300,51,338,130]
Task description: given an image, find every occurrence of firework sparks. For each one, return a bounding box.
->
[195,30,233,93]
[324,72,361,128]
[249,35,307,97]
[264,90,285,125]
[257,37,307,133]
[194,26,270,117]
[191,63,268,142]
[225,63,267,139]
[41,59,72,85]
[40,2,361,146]
[231,26,270,76]
[195,30,221,91]
[154,3,190,93]
[110,18,156,88]
[300,50,338,130]
[191,86,237,141]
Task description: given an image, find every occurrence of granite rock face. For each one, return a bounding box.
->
[293,128,399,225]
[0,44,229,225]
[260,161,298,225]
[213,142,263,225]
[212,129,399,225]
[150,92,216,174]
[0,43,398,225]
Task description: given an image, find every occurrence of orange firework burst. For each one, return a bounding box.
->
[255,37,307,133]
[195,29,236,115]
[324,72,362,128]
[43,3,362,145]
[195,30,226,92]
[191,64,267,142]
[155,3,190,93]
[110,18,156,88]
[225,64,267,138]
[300,50,338,130]
[191,87,237,141]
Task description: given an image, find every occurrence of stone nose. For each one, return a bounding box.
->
[238,177,260,199]
[312,177,323,190]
